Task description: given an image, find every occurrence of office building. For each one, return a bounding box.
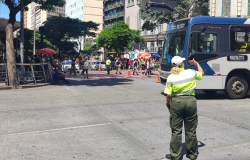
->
[66,0,103,40]
[24,2,65,29]
[104,0,125,28]
[124,0,168,54]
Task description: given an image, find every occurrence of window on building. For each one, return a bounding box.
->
[131,0,134,5]
[237,0,241,17]
[230,26,250,52]
[159,41,163,47]
[126,16,130,27]
[137,13,141,30]
[211,0,216,17]
[151,29,155,35]
[151,42,155,51]
[128,0,130,6]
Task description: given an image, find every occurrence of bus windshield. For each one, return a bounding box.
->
[162,31,187,65]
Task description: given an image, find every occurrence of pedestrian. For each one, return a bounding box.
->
[115,57,122,74]
[53,69,70,84]
[133,59,139,75]
[145,59,150,77]
[164,56,204,160]
[82,58,89,79]
[70,60,77,77]
[106,57,111,74]
[141,57,145,75]
[138,58,141,73]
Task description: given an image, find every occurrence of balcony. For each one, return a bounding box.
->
[104,12,124,21]
[147,47,159,53]
[104,2,124,11]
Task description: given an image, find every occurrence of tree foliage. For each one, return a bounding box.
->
[11,28,54,56]
[139,0,209,31]
[1,0,65,88]
[43,16,99,58]
[127,30,146,50]
[96,21,136,55]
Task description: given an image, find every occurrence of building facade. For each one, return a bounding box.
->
[65,0,104,60]
[104,0,125,28]
[24,2,65,29]
[124,0,168,53]
[210,0,250,18]
[66,0,103,38]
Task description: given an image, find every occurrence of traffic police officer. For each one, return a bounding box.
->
[106,57,111,74]
[165,56,204,160]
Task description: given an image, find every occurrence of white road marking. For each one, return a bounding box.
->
[0,123,111,137]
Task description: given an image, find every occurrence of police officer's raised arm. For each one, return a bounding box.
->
[188,58,204,76]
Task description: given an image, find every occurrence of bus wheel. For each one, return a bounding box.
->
[202,90,217,94]
[226,75,248,99]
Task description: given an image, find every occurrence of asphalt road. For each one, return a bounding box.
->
[0,75,250,160]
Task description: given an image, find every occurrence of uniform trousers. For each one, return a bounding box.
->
[169,96,198,160]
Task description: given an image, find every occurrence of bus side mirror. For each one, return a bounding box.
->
[158,47,163,56]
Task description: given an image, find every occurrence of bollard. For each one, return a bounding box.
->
[157,68,160,83]
[99,63,101,72]
[128,65,131,78]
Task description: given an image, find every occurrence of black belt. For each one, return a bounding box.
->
[173,95,194,97]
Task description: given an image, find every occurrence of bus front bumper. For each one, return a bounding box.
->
[160,70,171,85]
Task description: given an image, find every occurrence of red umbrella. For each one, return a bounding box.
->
[137,52,151,59]
[37,48,57,55]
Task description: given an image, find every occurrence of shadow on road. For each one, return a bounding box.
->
[60,78,134,87]
[160,90,240,100]
[181,141,206,159]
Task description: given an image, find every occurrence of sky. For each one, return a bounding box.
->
[0,2,21,21]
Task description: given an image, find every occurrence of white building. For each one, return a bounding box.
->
[24,2,65,29]
[210,0,250,18]
[125,0,168,53]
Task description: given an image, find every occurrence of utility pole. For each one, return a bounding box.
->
[33,6,39,55]
[20,0,24,65]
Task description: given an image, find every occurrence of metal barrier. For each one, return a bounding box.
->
[0,63,54,86]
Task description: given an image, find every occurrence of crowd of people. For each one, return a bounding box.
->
[106,57,160,77]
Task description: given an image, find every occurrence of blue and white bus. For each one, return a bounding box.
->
[160,16,250,99]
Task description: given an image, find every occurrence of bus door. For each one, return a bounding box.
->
[187,24,224,89]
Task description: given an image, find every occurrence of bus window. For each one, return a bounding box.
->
[230,26,250,52]
[189,33,217,57]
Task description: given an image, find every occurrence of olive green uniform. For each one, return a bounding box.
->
[164,68,202,160]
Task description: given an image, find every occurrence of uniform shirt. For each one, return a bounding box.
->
[164,68,202,96]
[106,59,111,65]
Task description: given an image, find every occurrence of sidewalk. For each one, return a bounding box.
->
[0,82,51,90]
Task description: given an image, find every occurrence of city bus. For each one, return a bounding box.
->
[160,16,250,99]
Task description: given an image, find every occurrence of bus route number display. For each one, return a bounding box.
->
[227,55,248,61]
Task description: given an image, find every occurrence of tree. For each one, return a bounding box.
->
[13,28,54,56]
[43,16,99,59]
[139,0,209,31]
[127,30,146,50]
[0,0,65,89]
[96,21,134,56]
[81,43,101,58]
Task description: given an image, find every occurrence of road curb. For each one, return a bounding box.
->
[0,83,51,90]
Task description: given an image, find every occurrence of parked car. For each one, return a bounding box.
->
[95,61,107,71]
[89,62,97,70]
[61,60,80,73]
